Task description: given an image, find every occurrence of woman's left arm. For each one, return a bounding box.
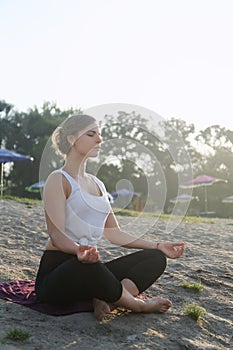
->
[104,212,184,259]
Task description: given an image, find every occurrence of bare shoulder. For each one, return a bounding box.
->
[46,171,62,183]
[45,171,71,198]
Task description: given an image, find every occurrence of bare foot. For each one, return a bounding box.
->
[142,297,172,313]
[93,298,112,321]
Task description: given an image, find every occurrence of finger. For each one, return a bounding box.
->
[180,245,185,252]
[86,246,96,252]
[88,250,99,260]
[177,247,184,257]
[79,245,87,252]
[177,245,184,251]
[87,255,99,263]
[173,242,185,247]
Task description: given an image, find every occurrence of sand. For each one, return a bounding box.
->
[0,199,232,350]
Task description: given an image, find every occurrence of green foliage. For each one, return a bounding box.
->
[1,99,233,217]
[114,208,213,223]
[99,111,197,212]
[1,328,31,344]
[194,125,233,216]
[113,208,141,217]
[0,100,81,197]
[180,281,204,292]
[184,302,207,320]
[182,216,214,224]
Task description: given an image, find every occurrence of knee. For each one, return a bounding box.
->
[159,249,167,270]
[149,248,167,271]
[97,279,123,303]
[90,263,123,303]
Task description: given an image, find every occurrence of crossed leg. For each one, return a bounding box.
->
[36,249,172,320]
[93,277,172,321]
[93,249,173,320]
[93,278,139,320]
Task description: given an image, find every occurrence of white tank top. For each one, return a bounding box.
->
[52,169,111,248]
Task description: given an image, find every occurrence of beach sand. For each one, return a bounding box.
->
[0,199,232,350]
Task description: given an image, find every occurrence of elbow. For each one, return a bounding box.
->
[104,227,120,244]
[49,229,61,249]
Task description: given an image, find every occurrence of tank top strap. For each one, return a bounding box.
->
[52,169,79,193]
[89,174,107,195]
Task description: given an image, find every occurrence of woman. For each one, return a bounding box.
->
[35,114,184,321]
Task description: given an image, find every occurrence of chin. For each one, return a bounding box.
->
[89,149,100,157]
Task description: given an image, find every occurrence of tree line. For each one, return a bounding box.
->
[1,100,233,217]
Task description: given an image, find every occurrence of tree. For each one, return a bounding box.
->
[195,125,233,181]
[0,101,81,196]
[195,125,233,216]
[98,112,196,213]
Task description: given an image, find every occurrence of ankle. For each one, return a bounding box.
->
[134,298,146,313]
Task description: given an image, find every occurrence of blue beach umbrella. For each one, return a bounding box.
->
[25,181,45,193]
[0,149,33,196]
[111,188,139,200]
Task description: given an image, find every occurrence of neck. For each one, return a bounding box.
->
[63,154,87,178]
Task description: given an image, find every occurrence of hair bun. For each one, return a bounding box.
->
[51,114,96,157]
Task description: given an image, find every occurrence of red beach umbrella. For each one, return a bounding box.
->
[169,194,199,204]
[180,174,227,213]
[180,175,226,188]
[222,196,233,203]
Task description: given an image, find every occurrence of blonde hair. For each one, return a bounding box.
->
[52,114,96,156]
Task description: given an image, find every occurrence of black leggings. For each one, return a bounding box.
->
[35,249,167,306]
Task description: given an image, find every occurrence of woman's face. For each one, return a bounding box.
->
[71,122,102,158]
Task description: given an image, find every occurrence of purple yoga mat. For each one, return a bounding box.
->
[0,280,93,316]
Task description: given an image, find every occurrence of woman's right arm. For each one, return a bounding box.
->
[43,173,99,263]
[43,173,79,254]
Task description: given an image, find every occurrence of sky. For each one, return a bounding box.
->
[1,0,233,132]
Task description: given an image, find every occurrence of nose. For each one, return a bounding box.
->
[96,133,102,143]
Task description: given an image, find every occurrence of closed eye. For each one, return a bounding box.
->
[87,130,101,137]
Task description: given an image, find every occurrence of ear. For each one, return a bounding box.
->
[67,135,76,147]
